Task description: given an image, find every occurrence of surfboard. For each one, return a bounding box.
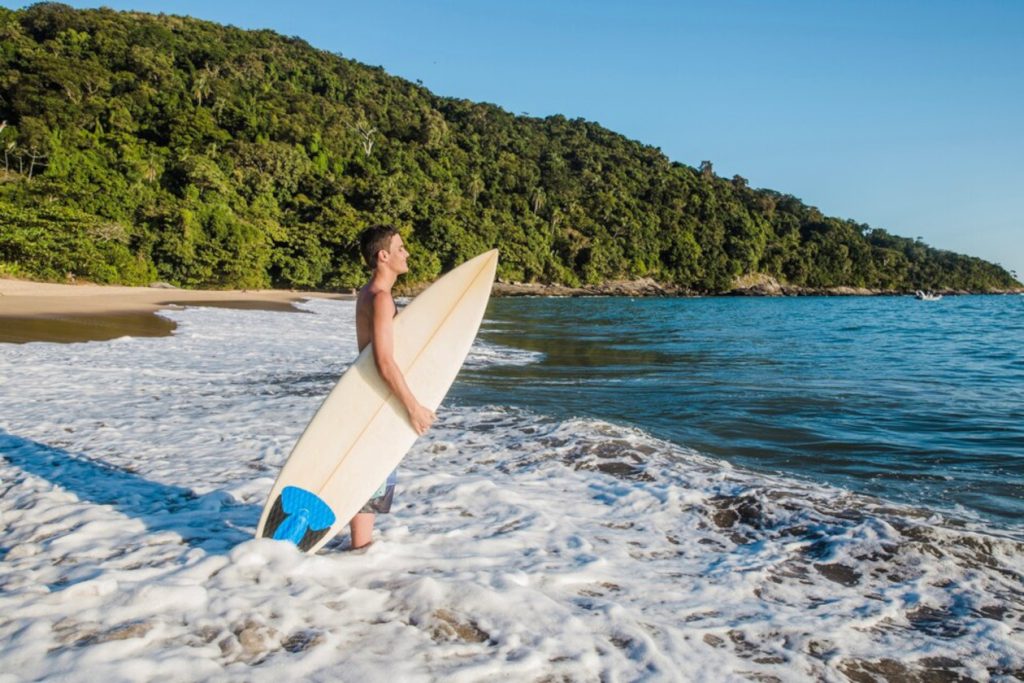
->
[255,249,499,553]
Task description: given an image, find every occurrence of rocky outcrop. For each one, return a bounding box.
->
[728,273,784,296]
[729,273,889,297]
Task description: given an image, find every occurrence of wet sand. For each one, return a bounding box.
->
[0,278,351,344]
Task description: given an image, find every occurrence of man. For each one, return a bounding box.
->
[350,225,436,549]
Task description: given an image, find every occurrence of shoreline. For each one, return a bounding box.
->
[488,280,1024,298]
[407,271,1022,297]
[0,278,351,344]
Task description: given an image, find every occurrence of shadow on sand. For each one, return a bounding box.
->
[0,430,256,555]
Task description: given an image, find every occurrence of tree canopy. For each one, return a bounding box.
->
[0,3,1018,292]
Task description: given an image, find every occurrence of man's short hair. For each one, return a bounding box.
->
[359,224,400,269]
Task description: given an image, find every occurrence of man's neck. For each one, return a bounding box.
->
[370,268,398,293]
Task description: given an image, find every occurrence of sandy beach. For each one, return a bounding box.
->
[0,278,351,343]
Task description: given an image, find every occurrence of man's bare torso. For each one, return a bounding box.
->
[355,285,396,352]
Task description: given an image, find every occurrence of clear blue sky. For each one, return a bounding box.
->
[7,0,1023,279]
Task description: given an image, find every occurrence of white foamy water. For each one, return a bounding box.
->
[1,299,1021,682]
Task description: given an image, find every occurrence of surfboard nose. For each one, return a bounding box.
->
[480,249,499,278]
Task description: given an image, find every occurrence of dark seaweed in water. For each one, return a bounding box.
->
[561,437,655,482]
[241,370,342,398]
[708,494,767,531]
[838,657,981,683]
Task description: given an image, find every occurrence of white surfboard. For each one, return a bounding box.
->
[255,249,499,553]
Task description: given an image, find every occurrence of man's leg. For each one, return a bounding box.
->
[350,512,375,549]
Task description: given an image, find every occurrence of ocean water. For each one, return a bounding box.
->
[0,297,1022,681]
[459,295,1024,528]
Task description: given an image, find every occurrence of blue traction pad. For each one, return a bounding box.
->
[264,486,336,551]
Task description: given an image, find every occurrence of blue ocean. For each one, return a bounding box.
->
[456,295,1024,529]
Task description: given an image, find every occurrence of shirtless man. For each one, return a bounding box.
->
[350,225,436,549]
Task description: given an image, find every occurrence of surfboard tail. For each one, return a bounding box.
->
[262,486,336,552]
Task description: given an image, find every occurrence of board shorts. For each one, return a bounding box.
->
[360,468,397,514]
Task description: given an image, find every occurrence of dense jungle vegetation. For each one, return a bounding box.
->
[0,4,1019,291]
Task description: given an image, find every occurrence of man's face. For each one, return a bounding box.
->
[383,234,410,274]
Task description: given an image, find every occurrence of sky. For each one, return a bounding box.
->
[5,0,1023,279]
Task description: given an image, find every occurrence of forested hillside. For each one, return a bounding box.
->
[1,4,1018,291]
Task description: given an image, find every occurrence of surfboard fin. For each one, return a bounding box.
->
[263,486,336,552]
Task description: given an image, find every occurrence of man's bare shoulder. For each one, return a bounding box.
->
[370,288,395,313]
[357,284,388,307]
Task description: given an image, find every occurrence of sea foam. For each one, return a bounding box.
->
[1,299,1021,681]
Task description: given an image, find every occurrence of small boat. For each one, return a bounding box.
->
[915,290,942,301]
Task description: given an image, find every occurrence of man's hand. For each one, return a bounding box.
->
[409,403,436,436]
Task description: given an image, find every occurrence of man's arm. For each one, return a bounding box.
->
[371,290,436,435]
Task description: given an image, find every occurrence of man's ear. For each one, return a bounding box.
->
[377,248,390,265]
